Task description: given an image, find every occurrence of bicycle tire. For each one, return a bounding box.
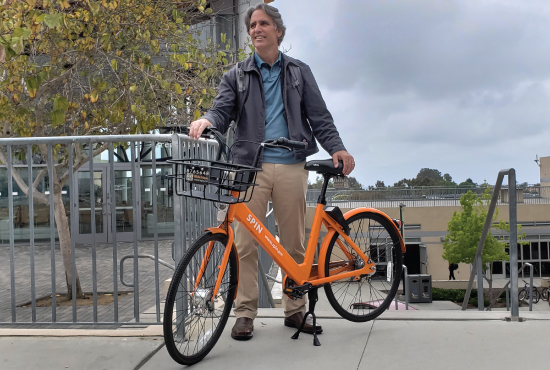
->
[541,287,549,301]
[518,289,527,301]
[324,211,403,322]
[533,290,541,304]
[163,233,237,365]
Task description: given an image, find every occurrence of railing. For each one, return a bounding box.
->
[462,169,520,320]
[307,185,550,208]
[0,134,206,326]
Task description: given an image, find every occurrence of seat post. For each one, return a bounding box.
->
[317,173,332,205]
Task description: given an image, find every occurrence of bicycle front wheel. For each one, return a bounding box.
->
[324,211,403,322]
[518,289,527,301]
[533,290,541,304]
[163,233,237,365]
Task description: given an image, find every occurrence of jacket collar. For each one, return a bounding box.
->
[240,52,297,72]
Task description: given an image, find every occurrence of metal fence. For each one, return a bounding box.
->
[307,185,550,208]
[0,134,190,325]
[0,133,277,327]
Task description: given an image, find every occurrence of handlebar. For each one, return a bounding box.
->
[184,126,307,167]
[263,137,307,152]
[270,137,308,150]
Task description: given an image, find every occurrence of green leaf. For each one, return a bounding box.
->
[50,110,65,126]
[131,105,137,113]
[53,96,69,111]
[173,83,182,94]
[88,1,100,15]
[26,76,40,90]
[221,33,226,43]
[16,107,28,117]
[13,28,31,40]
[44,14,62,29]
[110,59,117,70]
[101,33,110,44]
[35,14,45,23]
[129,85,137,93]
[4,46,17,59]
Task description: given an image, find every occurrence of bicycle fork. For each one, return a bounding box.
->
[192,228,236,304]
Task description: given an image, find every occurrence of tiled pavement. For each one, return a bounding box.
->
[0,240,175,327]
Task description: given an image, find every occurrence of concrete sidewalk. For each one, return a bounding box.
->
[1,309,550,370]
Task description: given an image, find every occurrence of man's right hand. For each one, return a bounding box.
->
[189,118,213,140]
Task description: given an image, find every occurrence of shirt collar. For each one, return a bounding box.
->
[254,51,282,69]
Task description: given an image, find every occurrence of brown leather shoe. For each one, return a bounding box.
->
[231,317,254,340]
[284,312,323,334]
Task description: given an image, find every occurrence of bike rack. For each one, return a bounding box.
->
[395,264,409,310]
[486,263,532,311]
[120,254,175,288]
[524,262,534,311]
[462,169,520,321]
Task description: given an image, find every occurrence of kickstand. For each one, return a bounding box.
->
[291,287,321,346]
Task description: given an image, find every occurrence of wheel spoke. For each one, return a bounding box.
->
[324,211,402,321]
[164,234,237,365]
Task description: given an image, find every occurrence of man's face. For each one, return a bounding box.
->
[249,9,281,53]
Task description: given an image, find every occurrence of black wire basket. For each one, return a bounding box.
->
[167,159,260,204]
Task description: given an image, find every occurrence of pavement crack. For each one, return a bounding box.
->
[133,341,165,370]
[356,320,375,370]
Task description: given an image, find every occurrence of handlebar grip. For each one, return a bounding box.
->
[275,137,308,150]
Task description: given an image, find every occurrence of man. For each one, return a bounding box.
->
[449,263,458,280]
[189,3,354,340]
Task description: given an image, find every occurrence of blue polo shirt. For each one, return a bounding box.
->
[254,52,300,164]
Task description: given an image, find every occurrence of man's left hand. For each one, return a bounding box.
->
[332,150,355,176]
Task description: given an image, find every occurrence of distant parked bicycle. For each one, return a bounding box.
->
[540,286,549,301]
[518,280,540,303]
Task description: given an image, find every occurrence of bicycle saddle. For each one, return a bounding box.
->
[304,159,344,176]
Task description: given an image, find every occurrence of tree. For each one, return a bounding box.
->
[458,178,477,187]
[307,175,363,190]
[0,0,239,299]
[347,176,363,190]
[442,189,525,302]
[375,180,385,189]
[391,168,456,188]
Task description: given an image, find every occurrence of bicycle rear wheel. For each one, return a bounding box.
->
[324,211,403,322]
[163,233,237,365]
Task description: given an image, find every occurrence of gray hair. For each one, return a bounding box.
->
[244,3,286,46]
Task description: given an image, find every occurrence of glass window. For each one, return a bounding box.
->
[523,244,530,260]
[492,262,503,274]
[140,165,174,237]
[541,261,550,277]
[531,242,539,260]
[541,242,549,260]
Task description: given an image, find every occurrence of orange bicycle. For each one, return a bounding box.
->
[163,129,406,365]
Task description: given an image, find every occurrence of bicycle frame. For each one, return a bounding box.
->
[205,191,406,300]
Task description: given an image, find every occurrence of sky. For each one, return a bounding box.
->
[271,0,550,187]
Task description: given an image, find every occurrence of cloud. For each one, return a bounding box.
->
[273,0,550,186]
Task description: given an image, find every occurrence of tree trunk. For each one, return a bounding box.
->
[53,187,84,300]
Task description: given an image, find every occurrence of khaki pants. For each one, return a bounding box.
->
[233,162,308,320]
